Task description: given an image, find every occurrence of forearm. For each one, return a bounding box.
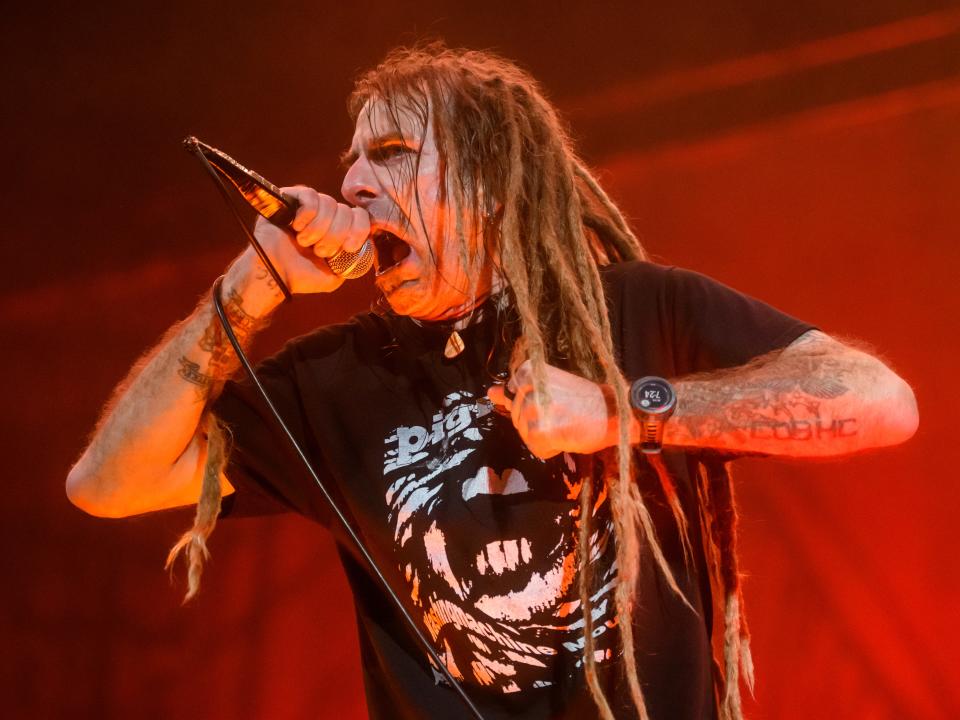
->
[662,332,918,457]
[67,250,283,516]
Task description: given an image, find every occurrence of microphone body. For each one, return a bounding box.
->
[184,136,374,279]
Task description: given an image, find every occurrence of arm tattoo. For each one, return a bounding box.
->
[179,287,269,401]
[255,264,279,291]
[677,344,865,445]
[177,356,214,391]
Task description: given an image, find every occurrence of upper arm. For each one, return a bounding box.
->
[66,430,235,518]
[665,266,817,372]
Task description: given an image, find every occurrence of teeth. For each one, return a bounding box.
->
[486,541,506,574]
[520,538,532,564]
[475,538,532,575]
[503,540,519,571]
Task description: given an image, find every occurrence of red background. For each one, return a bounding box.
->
[3,2,959,718]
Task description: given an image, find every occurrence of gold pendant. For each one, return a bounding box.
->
[444,330,465,359]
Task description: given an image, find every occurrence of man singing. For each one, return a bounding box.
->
[67,44,918,720]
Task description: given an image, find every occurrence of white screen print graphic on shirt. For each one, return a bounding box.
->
[383,390,618,694]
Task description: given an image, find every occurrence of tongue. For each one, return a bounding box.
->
[375,233,410,271]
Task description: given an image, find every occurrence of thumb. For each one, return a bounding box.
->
[486,384,511,410]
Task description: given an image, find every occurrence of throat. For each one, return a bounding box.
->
[372,230,411,275]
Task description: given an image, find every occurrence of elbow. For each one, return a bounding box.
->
[879,375,919,447]
[65,460,127,518]
[896,377,920,442]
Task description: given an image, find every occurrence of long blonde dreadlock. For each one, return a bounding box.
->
[348,43,751,719]
[174,41,752,720]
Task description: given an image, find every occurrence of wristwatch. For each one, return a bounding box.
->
[628,376,677,454]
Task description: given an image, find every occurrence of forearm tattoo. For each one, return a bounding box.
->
[254,264,279,291]
[677,348,864,445]
[178,288,268,401]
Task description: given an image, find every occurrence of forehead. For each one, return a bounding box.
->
[351,97,431,146]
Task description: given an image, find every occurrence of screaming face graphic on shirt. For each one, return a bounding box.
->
[383,390,618,694]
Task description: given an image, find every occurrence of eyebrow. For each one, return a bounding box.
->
[339,131,413,169]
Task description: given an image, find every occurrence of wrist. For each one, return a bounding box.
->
[627,376,677,454]
[599,384,643,448]
[224,249,285,320]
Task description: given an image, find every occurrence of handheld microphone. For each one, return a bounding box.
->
[183,136,374,279]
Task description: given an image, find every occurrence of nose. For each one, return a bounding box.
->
[341,156,379,208]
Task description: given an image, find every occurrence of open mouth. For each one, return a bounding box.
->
[371,229,411,276]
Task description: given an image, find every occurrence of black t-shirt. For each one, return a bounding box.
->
[213,262,813,720]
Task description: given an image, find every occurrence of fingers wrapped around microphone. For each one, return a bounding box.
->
[283,185,371,258]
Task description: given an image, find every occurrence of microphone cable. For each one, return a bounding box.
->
[193,146,487,720]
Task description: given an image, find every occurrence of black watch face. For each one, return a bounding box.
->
[630,377,675,414]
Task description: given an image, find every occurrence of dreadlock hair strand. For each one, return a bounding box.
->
[350,43,700,718]
[168,44,756,720]
[165,412,229,603]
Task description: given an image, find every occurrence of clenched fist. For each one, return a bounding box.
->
[486,360,619,459]
[226,185,370,315]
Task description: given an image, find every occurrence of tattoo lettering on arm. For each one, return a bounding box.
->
[255,264,279,291]
[178,288,269,402]
[672,333,872,451]
[177,356,212,389]
[749,417,859,441]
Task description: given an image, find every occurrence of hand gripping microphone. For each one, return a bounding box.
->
[189,137,488,718]
[183,136,374,279]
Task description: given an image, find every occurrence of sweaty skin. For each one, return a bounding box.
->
[65,99,499,517]
[340,99,498,321]
[487,331,917,460]
[66,101,918,519]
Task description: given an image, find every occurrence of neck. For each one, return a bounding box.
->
[411,294,490,329]
[416,275,506,328]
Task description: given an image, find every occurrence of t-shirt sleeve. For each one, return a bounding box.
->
[604,262,816,379]
[212,344,334,526]
[664,266,816,374]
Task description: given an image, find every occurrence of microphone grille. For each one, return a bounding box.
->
[327,238,374,279]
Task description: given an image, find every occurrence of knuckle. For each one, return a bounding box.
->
[351,206,371,229]
[515,361,533,383]
[286,188,318,230]
[324,205,349,235]
[314,240,339,258]
[279,184,309,200]
[309,195,335,227]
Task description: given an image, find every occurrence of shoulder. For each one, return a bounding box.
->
[601,260,715,298]
[601,261,781,317]
[601,260,733,294]
[601,260,716,316]
[601,260,672,308]
[256,311,392,378]
[601,259,675,286]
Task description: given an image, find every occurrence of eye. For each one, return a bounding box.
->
[369,142,414,164]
